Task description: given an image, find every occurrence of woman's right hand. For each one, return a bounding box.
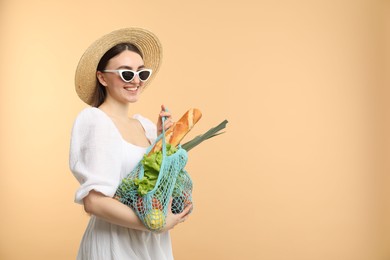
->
[160,198,192,232]
[157,104,174,136]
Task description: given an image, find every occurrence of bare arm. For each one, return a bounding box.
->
[83,190,192,232]
[83,190,148,231]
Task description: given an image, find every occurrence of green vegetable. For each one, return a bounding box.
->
[134,144,178,196]
[131,119,228,196]
[134,177,155,196]
[181,120,228,152]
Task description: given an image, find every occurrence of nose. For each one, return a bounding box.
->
[131,74,141,84]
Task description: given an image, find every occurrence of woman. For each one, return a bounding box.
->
[70,28,191,260]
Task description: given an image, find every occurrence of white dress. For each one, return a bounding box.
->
[69,107,173,260]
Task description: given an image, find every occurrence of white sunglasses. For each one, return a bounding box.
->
[103,69,152,82]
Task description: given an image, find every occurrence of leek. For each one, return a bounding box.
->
[181,120,228,152]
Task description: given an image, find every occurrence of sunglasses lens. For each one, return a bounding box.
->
[139,70,151,81]
[121,71,135,81]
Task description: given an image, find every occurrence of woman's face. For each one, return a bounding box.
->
[97,50,146,104]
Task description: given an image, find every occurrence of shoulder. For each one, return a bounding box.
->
[74,107,105,123]
[71,107,115,138]
[72,107,110,129]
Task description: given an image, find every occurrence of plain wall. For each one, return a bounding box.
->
[0,0,388,259]
[383,1,390,257]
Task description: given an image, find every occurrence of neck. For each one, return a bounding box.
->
[99,97,130,119]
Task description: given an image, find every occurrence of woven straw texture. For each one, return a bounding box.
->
[75,27,162,105]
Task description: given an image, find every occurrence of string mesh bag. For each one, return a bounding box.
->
[115,117,193,231]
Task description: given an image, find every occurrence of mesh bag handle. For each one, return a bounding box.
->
[143,110,168,156]
[138,111,169,187]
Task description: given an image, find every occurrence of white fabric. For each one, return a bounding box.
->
[69,107,173,260]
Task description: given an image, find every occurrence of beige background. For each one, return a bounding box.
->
[0,0,389,259]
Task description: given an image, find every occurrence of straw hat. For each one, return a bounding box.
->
[75,27,162,105]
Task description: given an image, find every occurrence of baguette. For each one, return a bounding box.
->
[148,108,202,155]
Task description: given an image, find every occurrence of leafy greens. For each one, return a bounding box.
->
[134,144,177,196]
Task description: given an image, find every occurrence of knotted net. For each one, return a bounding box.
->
[115,118,193,231]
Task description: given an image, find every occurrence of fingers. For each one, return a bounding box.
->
[159,111,172,121]
[157,105,174,133]
[159,104,173,119]
[160,199,191,232]
[164,120,174,131]
[167,197,173,212]
[179,215,189,223]
[158,117,173,132]
[178,204,192,223]
[173,204,191,225]
[179,203,193,218]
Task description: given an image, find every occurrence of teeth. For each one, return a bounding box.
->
[125,87,138,91]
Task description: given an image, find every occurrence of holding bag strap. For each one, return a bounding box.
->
[145,107,169,156]
[161,109,167,157]
[148,108,202,155]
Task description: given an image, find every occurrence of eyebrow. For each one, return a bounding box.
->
[117,65,145,70]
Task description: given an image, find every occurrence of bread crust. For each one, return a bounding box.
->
[148,108,202,155]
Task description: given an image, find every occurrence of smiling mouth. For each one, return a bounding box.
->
[124,86,139,91]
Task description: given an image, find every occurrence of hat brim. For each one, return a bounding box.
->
[75,27,162,105]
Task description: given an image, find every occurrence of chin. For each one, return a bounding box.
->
[127,96,140,103]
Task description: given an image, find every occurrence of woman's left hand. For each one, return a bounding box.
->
[157,104,174,136]
[159,198,192,233]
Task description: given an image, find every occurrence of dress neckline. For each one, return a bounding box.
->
[91,107,150,149]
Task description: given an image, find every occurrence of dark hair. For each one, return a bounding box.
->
[92,43,143,107]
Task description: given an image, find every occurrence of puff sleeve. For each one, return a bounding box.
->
[69,108,123,204]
